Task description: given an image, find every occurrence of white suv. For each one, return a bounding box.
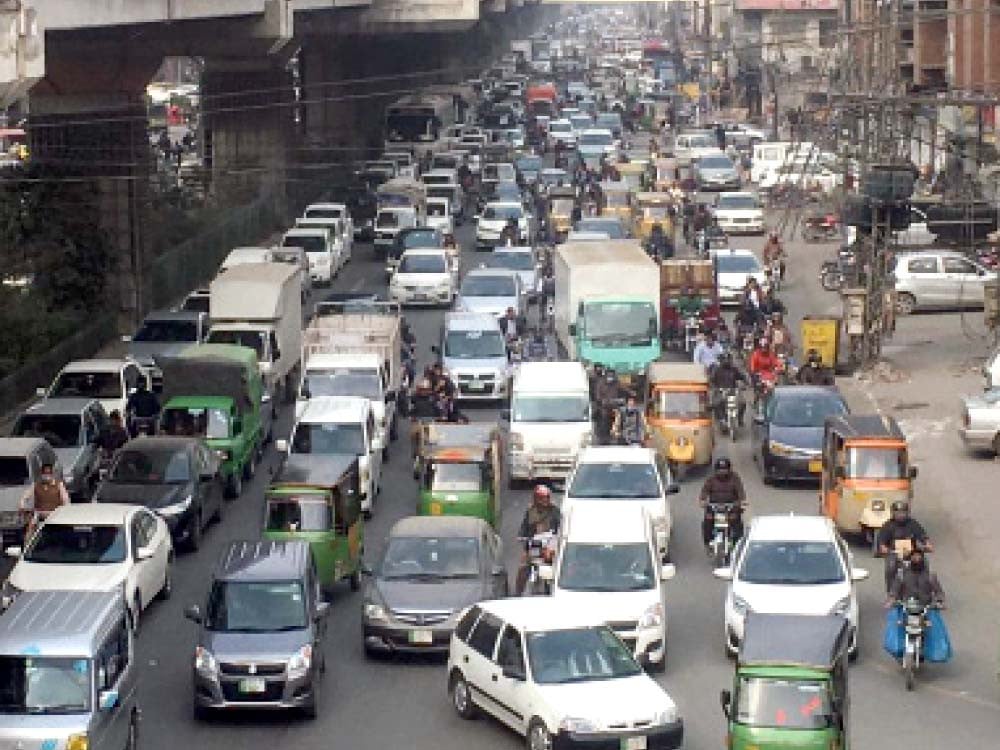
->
[713,514,869,656]
[546,504,675,672]
[562,446,677,561]
[447,598,684,749]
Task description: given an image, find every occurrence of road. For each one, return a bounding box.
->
[125,209,1000,750]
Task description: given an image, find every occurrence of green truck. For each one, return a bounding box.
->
[158,343,271,498]
[721,614,851,750]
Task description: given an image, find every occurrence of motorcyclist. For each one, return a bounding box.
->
[748,338,781,402]
[97,410,130,457]
[742,277,762,311]
[710,352,748,426]
[525,330,548,360]
[500,306,525,341]
[19,462,70,537]
[593,369,621,443]
[762,231,786,280]
[797,348,834,385]
[886,547,945,607]
[877,500,933,592]
[735,301,762,339]
[767,311,795,357]
[515,485,562,594]
[612,392,645,445]
[126,380,160,436]
[693,330,724,370]
[758,287,786,318]
[698,457,747,552]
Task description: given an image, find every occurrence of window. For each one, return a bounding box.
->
[943,257,976,274]
[97,620,130,690]
[454,606,482,642]
[497,626,525,672]
[467,612,503,659]
[124,366,142,392]
[907,257,938,274]
[135,512,157,548]
[818,19,837,48]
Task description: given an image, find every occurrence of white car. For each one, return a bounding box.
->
[297,214,351,267]
[476,201,530,250]
[710,248,767,306]
[713,192,765,235]
[41,358,151,418]
[547,119,577,150]
[2,503,173,628]
[547,504,675,672]
[713,514,869,656]
[426,197,454,236]
[456,268,524,319]
[302,202,354,252]
[389,248,456,307]
[562,446,677,562]
[283,227,336,285]
[577,128,617,166]
[447,598,684,749]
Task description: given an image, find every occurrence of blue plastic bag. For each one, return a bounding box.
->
[882,605,905,659]
[923,608,953,663]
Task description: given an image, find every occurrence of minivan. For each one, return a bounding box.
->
[0,590,138,750]
[438,312,510,402]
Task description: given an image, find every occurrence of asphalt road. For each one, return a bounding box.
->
[126,206,1000,750]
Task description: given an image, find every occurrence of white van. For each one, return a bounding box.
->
[282,227,335,285]
[546,503,675,671]
[439,312,510,402]
[750,141,815,185]
[507,361,592,484]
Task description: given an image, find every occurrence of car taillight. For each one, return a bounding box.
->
[963,409,970,428]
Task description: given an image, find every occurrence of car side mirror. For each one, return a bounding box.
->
[851,567,870,582]
[720,689,731,718]
[121,335,132,343]
[660,563,676,581]
[908,466,918,479]
[183,604,203,624]
[136,545,155,562]
[98,689,119,712]
[313,601,331,621]
[502,664,526,681]
[275,439,288,453]
[35,387,46,397]
[4,546,22,558]
[712,566,733,581]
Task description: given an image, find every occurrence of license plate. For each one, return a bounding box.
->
[413,293,428,301]
[808,460,822,473]
[238,678,266,694]
[467,381,486,391]
[408,630,433,645]
[622,737,647,750]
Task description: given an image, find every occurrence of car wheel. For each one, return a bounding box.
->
[527,719,553,750]
[450,672,478,720]
[131,593,142,635]
[226,472,242,499]
[124,711,138,750]
[187,513,203,552]
[157,557,173,600]
[302,679,319,719]
[896,293,916,316]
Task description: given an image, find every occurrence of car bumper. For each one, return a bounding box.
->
[959,427,997,451]
[717,219,764,234]
[454,377,506,401]
[553,720,684,750]
[762,451,823,481]
[362,622,454,654]
[698,179,741,191]
[509,448,579,481]
[390,288,452,306]
[194,670,317,712]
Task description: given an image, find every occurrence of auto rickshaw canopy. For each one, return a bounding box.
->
[646,362,709,387]
[825,413,905,447]
[739,613,850,670]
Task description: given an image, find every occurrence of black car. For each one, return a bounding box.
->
[95,436,224,551]
[752,386,849,484]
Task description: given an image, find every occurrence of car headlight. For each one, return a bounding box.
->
[287,644,313,680]
[159,494,193,516]
[638,602,663,629]
[66,734,89,750]
[510,432,524,451]
[830,596,851,617]
[559,717,598,734]
[732,595,751,617]
[653,706,677,726]
[364,601,388,622]
[194,646,218,677]
[768,440,794,457]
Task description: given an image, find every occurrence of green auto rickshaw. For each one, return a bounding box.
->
[263,453,364,591]
[721,613,852,750]
[414,422,503,529]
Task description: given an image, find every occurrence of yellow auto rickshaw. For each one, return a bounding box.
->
[653,157,679,192]
[634,192,675,241]
[600,181,632,225]
[820,414,917,549]
[644,362,713,480]
[547,186,577,241]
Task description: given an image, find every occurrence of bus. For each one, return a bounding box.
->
[384,94,456,154]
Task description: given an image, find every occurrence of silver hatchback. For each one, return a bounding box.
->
[893,250,996,314]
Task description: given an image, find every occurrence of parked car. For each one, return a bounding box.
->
[713,514,868,656]
[446,598,684,749]
[0,437,62,546]
[2,502,173,630]
[893,250,996,314]
[11,398,107,499]
[362,515,508,656]
[753,386,849,483]
[40,358,151,417]
[959,386,1000,455]
[94,436,224,551]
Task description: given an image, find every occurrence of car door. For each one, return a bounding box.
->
[90,616,133,750]
[462,610,504,719]
[367,411,383,493]
[942,255,987,307]
[194,444,221,522]
[138,510,169,605]
[900,255,942,306]
[126,514,151,611]
[490,625,530,734]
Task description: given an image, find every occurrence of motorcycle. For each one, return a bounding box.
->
[684,316,701,355]
[521,531,558,596]
[718,387,741,442]
[819,248,857,292]
[767,257,784,291]
[802,213,840,242]
[898,597,938,691]
[706,502,739,567]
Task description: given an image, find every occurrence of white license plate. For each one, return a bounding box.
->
[466,381,486,391]
[622,737,647,750]
[408,630,433,645]
[238,678,266,694]
[413,293,429,301]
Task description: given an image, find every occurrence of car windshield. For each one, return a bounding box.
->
[580,132,613,147]
[643,206,669,220]
[376,212,399,228]
[283,235,326,254]
[304,208,342,220]
[596,115,621,129]
[380,535,481,579]
[49,371,120,400]
[461,275,516,297]
[550,122,572,133]
[700,156,733,169]
[527,626,641,684]
[402,231,439,249]
[0,656,92,714]
[109,448,191,484]
[264,496,332,532]
[13,414,82,448]
[650,389,707,419]
[428,203,447,217]
[584,301,656,344]
[770,393,846,428]
[558,542,655,592]
[205,581,307,632]
[845,446,906,479]
[484,205,522,221]
[739,541,845,585]
[736,678,834,730]
[512,395,589,422]
[161,407,230,440]
[718,195,759,210]
[25,524,127,564]
[430,462,484,493]
[399,254,446,274]
[576,219,624,238]
[206,329,265,358]
[445,330,506,359]
[569,461,660,498]
[715,254,761,273]
[132,319,198,343]
[0,458,30,486]
[291,423,366,455]
[490,252,535,271]
[304,370,382,401]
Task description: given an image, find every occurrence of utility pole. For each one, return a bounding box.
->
[704,0,712,118]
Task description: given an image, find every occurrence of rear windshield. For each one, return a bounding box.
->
[49,371,120,400]
[737,677,833,730]
[12,414,82,448]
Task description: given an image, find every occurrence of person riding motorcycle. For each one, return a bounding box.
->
[698,457,747,552]
[762,231,786,280]
[593,369,621,444]
[515,485,562,594]
[19,462,70,537]
[767,311,795,357]
[758,287,786,318]
[612,393,645,445]
[749,337,781,403]
[525,330,548,360]
[797,348,834,385]
[97,410,130,457]
[741,277,762,311]
[735,301,762,340]
[693,330,724,370]
[886,547,945,608]
[710,352,748,427]
[126,380,160,436]
[877,501,933,592]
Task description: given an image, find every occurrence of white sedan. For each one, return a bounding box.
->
[713,514,868,656]
[710,248,768,306]
[3,503,173,630]
[713,192,765,235]
[389,248,456,307]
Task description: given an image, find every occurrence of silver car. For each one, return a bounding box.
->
[487,246,540,301]
[0,437,62,546]
[893,250,996,314]
[959,387,1000,455]
[455,268,524,319]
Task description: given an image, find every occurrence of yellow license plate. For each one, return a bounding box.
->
[808,460,823,473]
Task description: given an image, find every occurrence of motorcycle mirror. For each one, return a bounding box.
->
[712,566,733,581]
[850,567,870,582]
[720,689,731,718]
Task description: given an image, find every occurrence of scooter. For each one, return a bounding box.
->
[521,531,558,596]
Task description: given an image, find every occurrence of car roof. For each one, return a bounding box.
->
[46,502,137,526]
[23,398,98,415]
[390,515,488,538]
[478,597,607,632]
[0,590,124,658]
[445,312,503,331]
[400,247,447,258]
[464,268,518,280]
[492,246,532,254]
[285,226,329,236]
[718,191,755,199]
[711,248,756,258]
[298,395,370,423]
[772,384,843,400]
[513,361,588,390]
[577,445,656,464]
[215,539,311,581]
[485,201,523,210]
[0,437,49,456]
[565,504,650,544]
[747,514,836,543]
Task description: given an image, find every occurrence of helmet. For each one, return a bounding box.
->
[533,484,552,502]
[714,457,732,472]
[891,500,910,514]
[807,348,822,364]
[719,351,732,367]
[418,378,432,392]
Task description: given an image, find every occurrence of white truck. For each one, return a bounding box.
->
[298,302,404,457]
[206,262,303,404]
[554,240,662,382]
